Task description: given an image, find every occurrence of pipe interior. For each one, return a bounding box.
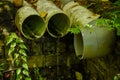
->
[22,15,45,39]
[74,33,84,59]
[48,13,70,37]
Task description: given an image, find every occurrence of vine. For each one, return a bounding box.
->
[6,32,31,80]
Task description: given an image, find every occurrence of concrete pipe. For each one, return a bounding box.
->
[63,1,100,27]
[36,0,71,38]
[15,6,46,40]
[74,20,115,59]
[63,1,115,59]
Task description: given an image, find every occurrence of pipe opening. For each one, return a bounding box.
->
[48,13,70,38]
[74,33,84,59]
[22,15,45,39]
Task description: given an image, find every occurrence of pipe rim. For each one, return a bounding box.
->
[21,15,46,40]
[47,13,71,38]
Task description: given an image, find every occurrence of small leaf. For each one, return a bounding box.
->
[16,68,21,75]
[6,37,13,45]
[16,74,22,80]
[14,53,19,60]
[0,68,4,71]
[0,2,3,5]
[10,33,18,39]
[19,49,27,56]
[16,38,24,43]
[22,63,28,70]
[25,77,31,80]
[8,47,15,55]
[21,56,27,62]
[19,49,25,53]
[21,52,27,57]
[0,64,4,71]
[39,75,43,80]
[68,27,80,34]
[117,28,120,36]
[23,69,29,76]
[15,59,20,66]
[10,42,16,48]
[114,75,118,80]
[0,63,4,67]
[114,18,120,27]
[18,44,27,50]
[40,12,47,18]
[0,72,3,77]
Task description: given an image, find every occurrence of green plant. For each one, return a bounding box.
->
[6,32,31,80]
[33,65,43,80]
[68,23,94,34]
[0,63,4,77]
[96,10,120,35]
[114,75,119,80]
[68,24,80,34]
[96,18,113,29]
[114,0,120,6]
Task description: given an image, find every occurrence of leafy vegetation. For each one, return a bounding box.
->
[68,0,120,35]
[114,75,119,80]
[33,65,43,80]
[68,24,81,34]
[69,10,120,35]
[6,32,31,80]
[114,0,120,6]
[68,10,120,35]
[96,10,120,35]
[0,63,4,77]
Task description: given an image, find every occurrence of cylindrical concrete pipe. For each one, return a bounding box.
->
[36,0,71,38]
[63,1,100,27]
[63,1,115,59]
[15,1,46,40]
[74,20,115,59]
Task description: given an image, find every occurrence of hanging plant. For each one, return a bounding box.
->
[5,32,31,80]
